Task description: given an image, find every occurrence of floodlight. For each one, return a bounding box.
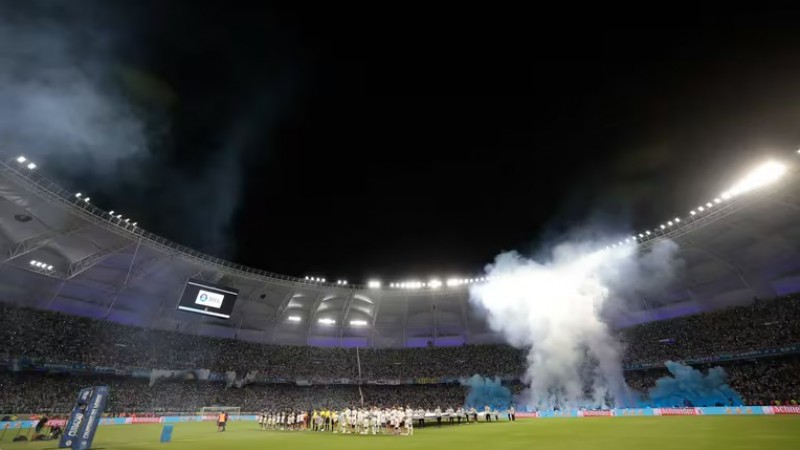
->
[287,316,301,322]
[321,278,326,282]
[350,320,368,326]
[109,210,115,215]
[75,193,82,198]
[27,162,36,170]
[697,207,704,212]
[30,260,36,266]
[84,197,90,202]
[725,160,787,197]
[16,156,26,163]
[36,262,44,267]
[667,221,673,226]
[318,318,335,325]
[645,231,651,235]
[47,265,53,270]
[116,214,122,219]
[706,202,712,208]
[714,198,721,204]
[132,222,137,226]
[429,279,442,289]
[674,218,680,223]
[660,224,665,229]
[367,280,381,289]
[446,278,459,287]
[690,210,696,215]
[305,276,309,280]
[124,218,129,223]
[638,233,644,238]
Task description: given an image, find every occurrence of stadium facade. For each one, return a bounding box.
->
[1,153,799,347]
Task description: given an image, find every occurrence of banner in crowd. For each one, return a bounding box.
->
[624,343,800,370]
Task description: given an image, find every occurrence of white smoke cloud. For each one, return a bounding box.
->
[470,239,680,410]
[0,2,146,176]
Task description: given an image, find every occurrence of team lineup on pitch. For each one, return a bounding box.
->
[4,417,800,449]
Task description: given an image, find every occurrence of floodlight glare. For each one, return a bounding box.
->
[724,160,787,197]
[706,202,712,208]
[350,320,368,326]
[690,210,696,215]
[84,197,90,202]
[75,193,82,198]
[109,211,114,215]
[27,162,36,169]
[638,233,644,238]
[674,218,680,222]
[660,224,665,229]
[47,265,53,270]
[318,318,335,325]
[16,156,26,163]
[429,279,442,289]
[367,280,381,289]
[29,260,36,266]
[667,221,673,226]
[287,316,301,322]
[698,207,704,212]
[645,231,651,235]
[446,278,459,287]
[714,198,721,204]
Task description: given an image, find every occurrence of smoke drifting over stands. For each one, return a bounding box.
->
[1,295,800,414]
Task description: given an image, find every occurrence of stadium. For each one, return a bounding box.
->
[1,150,800,449]
[3,4,800,450]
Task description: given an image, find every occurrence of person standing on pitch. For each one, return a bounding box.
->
[217,412,226,432]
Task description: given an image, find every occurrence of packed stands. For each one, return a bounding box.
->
[1,294,799,414]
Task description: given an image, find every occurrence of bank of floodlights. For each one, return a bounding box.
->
[29,260,54,271]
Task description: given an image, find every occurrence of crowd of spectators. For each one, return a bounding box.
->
[1,294,799,414]
[2,295,798,380]
[2,356,799,414]
[0,372,467,414]
[621,295,800,365]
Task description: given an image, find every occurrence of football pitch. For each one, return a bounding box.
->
[2,417,800,450]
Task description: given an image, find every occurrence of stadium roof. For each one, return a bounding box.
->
[1,152,799,347]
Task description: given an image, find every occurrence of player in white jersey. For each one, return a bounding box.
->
[349,408,357,433]
[372,408,381,435]
[360,410,370,434]
[404,408,414,436]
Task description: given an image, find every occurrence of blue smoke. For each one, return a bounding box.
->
[462,375,513,410]
[643,361,743,407]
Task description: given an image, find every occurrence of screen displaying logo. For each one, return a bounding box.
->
[195,290,225,309]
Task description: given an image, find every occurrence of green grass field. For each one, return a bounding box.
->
[2,417,800,450]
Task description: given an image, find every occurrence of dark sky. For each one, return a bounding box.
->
[18,3,800,282]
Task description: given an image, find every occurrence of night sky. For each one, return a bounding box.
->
[9,3,800,282]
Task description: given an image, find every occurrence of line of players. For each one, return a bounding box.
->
[257,406,496,436]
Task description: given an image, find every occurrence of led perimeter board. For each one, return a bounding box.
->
[177,279,239,319]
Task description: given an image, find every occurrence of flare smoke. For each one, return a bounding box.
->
[470,239,680,409]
